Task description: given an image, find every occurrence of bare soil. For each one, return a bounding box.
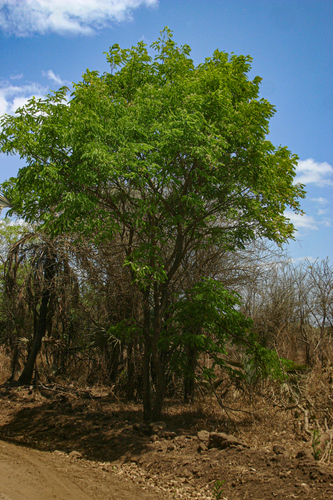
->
[0,384,332,500]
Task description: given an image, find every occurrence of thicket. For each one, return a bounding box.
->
[0,221,331,396]
[1,221,333,460]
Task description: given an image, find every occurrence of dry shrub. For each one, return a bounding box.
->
[0,347,11,383]
[256,361,333,463]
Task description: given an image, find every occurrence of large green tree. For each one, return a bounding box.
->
[0,28,304,419]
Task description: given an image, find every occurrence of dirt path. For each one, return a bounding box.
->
[1,385,333,500]
[0,440,165,500]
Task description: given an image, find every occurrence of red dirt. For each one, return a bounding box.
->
[0,384,332,500]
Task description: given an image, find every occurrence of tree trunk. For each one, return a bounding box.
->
[152,359,166,421]
[151,294,168,421]
[143,340,152,421]
[126,342,135,401]
[150,281,172,421]
[8,344,20,382]
[16,253,55,386]
[142,292,152,421]
[142,282,169,421]
[184,345,197,403]
[108,343,120,383]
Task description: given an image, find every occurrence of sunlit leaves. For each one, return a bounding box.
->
[0,28,305,287]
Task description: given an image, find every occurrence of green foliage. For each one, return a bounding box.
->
[0,28,304,292]
[161,278,254,375]
[247,344,298,382]
[89,320,138,349]
[212,480,225,500]
[0,29,306,414]
[312,429,322,461]
[0,220,32,330]
[162,277,299,387]
[166,280,292,384]
[0,219,29,259]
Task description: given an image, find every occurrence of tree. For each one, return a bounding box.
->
[0,220,32,380]
[0,28,305,419]
[0,227,81,385]
[299,258,333,366]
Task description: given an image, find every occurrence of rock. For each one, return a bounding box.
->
[133,423,144,431]
[182,468,192,478]
[317,468,331,482]
[149,421,167,435]
[209,432,249,450]
[279,470,292,479]
[197,430,210,442]
[296,449,313,460]
[54,450,66,456]
[174,435,187,448]
[150,434,159,442]
[197,442,208,453]
[69,451,82,459]
[273,445,287,456]
[309,470,318,481]
[300,483,311,493]
[133,422,150,435]
[160,431,177,440]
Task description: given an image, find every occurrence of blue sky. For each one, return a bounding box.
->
[0,0,332,262]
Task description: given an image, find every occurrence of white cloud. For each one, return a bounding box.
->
[10,73,24,80]
[0,0,159,36]
[289,256,316,264]
[294,158,333,187]
[285,211,318,231]
[311,197,329,204]
[320,218,332,228]
[0,81,47,116]
[317,209,328,216]
[42,69,68,85]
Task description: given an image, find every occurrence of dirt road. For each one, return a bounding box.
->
[1,386,333,500]
[0,440,165,500]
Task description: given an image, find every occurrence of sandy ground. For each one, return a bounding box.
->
[0,439,165,500]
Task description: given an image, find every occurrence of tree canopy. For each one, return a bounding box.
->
[1,28,304,253]
[0,28,305,419]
